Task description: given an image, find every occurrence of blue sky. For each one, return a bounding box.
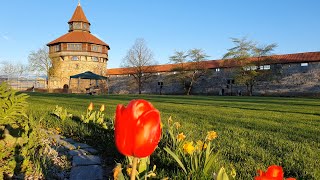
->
[0,0,319,68]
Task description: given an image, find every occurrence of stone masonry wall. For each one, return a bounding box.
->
[49,56,107,93]
[108,61,320,96]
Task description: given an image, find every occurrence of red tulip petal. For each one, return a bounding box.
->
[127,99,155,120]
[133,109,161,157]
[266,165,283,178]
[115,104,133,156]
[114,99,161,158]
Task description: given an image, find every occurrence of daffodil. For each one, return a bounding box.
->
[196,140,207,151]
[100,104,105,112]
[126,167,138,176]
[183,141,195,155]
[177,132,186,142]
[126,167,132,176]
[173,122,181,129]
[167,116,173,125]
[88,102,94,111]
[113,164,122,179]
[206,131,218,141]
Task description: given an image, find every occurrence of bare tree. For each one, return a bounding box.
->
[122,38,157,94]
[169,48,209,95]
[15,64,28,77]
[1,62,16,78]
[28,46,51,86]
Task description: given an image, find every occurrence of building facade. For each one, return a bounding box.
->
[107,52,320,96]
[47,3,110,92]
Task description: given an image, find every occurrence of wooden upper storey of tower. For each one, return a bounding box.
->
[47,3,110,53]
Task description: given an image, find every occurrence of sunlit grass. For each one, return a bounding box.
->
[26,93,320,179]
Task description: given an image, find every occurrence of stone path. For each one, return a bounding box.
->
[50,134,104,180]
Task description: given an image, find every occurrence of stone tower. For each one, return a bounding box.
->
[47,3,110,91]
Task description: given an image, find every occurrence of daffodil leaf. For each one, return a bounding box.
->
[216,167,229,180]
[164,146,187,174]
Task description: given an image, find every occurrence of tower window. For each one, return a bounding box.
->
[71,56,79,61]
[54,44,61,52]
[91,45,102,52]
[67,43,82,51]
[83,23,89,31]
[73,22,81,29]
[92,57,99,62]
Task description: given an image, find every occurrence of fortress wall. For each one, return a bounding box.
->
[108,62,320,96]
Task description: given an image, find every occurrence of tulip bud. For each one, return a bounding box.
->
[88,102,94,111]
[100,104,105,112]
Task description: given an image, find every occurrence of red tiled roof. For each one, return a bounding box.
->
[68,4,89,24]
[107,51,320,75]
[47,31,110,48]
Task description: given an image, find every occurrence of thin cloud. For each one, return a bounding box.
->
[2,35,9,40]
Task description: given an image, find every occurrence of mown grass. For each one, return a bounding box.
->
[26,93,320,179]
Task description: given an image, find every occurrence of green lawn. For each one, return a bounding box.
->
[26,93,320,179]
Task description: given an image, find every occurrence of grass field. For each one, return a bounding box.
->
[26,93,320,179]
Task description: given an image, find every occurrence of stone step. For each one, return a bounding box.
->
[72,155,101,167]
[70,165,103,180]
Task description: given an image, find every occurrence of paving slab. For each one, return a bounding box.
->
[83,147,98,154]
[73,143,92,149]
[56,139,76,150]
[70,165,103,180]
[64,138,76,144]
[72,155,101,166]
[69,149,89,156]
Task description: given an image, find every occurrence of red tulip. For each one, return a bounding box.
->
[255,165,283,180]
[115,99,161,158]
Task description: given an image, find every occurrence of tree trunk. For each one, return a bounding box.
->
[138,77,142,94]
[250,84,254,96]
[186,72,196,95]
[246,84,250,96]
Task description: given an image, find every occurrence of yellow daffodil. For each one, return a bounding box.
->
[196,140,207,151]
[206,131,218,141]
[183,141,195,155]
[167,116,173,125]
[113,164,122,179]
[88,102,94,111]
[126,167,132,176]
[100,104,105,112]
[173,122,181,129]
[126,167,138,176]
[177,132,186,142]
[55,127,61,133]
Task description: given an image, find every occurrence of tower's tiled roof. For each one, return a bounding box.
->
[107,51,320,75]
[68,3,89,24]
[47,31,110,49]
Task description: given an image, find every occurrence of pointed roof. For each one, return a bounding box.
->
[47,31,110,49]
[68,3,90,24]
